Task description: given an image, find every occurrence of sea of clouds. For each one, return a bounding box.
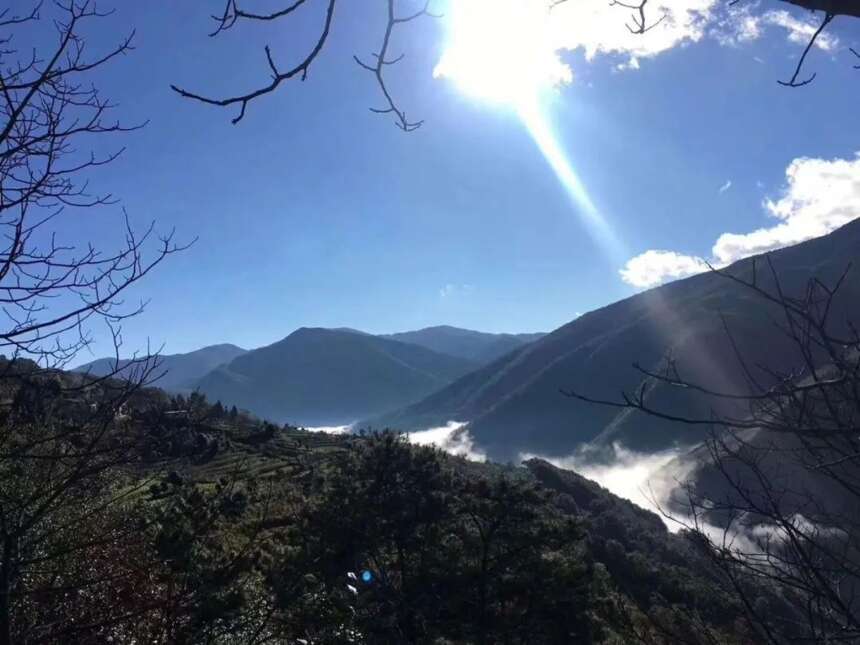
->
[307,421,834,547]
[397,422,691,525]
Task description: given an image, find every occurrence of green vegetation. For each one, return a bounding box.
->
[0,360,783,643]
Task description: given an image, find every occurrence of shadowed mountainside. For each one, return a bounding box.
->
[75,343,247,393]
[370,219,860,460]
[195,327,477,425]
[383,326,545,365]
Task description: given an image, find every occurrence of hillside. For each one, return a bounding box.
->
[195,327,477,425]
[371,219,860,460]
[75,343,247,393]
[6,358,786,643]
[383,326,545,365]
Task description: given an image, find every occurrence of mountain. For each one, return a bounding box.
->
[75,343,247,392]
[194,327,477,426]
[370,219,860,460]
[382,326,545,365]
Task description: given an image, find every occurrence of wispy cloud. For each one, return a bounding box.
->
[621,153,860,288]
[434,0,842,95]
[304,424,353,435]
[551,0,839,73]
[761,9,839,51]
[710,3,762,47]
[711,5,839,51]
[551,0,717,70]
[407,421,487,462]
[439,283,475,299]
[718,179,732,194]
[520,442,694,526]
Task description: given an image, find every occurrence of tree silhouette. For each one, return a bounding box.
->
[0,3,184,641]
[565,255,860,642]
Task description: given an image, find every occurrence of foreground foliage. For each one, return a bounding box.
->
[0,360,774,643]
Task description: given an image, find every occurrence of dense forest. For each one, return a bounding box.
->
[0,360,799,643]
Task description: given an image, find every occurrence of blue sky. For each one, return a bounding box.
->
[46,0,858,361]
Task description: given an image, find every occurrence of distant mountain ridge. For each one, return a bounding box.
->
[194,327,478,426]
[382,326,545,365]
[370,219,860,460]
[75,343,247,392]
[75,325,546,426]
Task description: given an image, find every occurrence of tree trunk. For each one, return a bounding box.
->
[0,535,14,645]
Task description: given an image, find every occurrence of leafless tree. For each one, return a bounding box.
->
[0,3,188,641]
[565,256,860,643]
[172,0,440,129]
[0,1,185,367]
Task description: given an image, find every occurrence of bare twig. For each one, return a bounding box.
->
[176,0,438,129]
[778,12,835,87]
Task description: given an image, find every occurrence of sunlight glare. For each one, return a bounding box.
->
[435,1,625,264]
[433,0,571,106]
[518,100,626,262]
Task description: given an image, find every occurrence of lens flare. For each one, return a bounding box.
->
[434,0,625,263]
[517,99,626,263]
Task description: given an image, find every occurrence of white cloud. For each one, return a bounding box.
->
[304,424,353,435]
[550,0,718,70]
[408,421,487,462]
[750,513,847,544]
[719,179,732,194]
[713,153,860,265]
[761,9,839,51]
[434,0,842,100]
[434,0,722,98]
[710,3,762,47]
[521,442,694,524]
[439,283,475,299]
[711,6,838,51]
[621,153,860,288]
[620,250,709,289]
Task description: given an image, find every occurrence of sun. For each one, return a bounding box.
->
[433,0,626,265]
[433,0,572,107]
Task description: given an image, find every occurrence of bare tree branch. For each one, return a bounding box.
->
[353,0,441,131]
[0,1,185,365]
[777,12,835,87]
[567,255,860,641]
[175,0,439,129]
[610,0,667,34]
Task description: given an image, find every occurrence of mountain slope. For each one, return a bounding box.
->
[195,328,477,425]
[383,326,544,365]
[371,219,860,460]
[76,343,247,392]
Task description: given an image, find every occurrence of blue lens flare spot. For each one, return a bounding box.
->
[361,570,373,584]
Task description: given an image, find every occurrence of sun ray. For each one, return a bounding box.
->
[434,0,626,265]
[516,99,627,264]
